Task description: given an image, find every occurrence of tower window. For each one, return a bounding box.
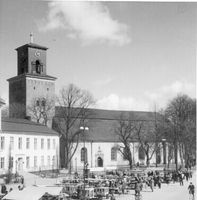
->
[35,60,41,74]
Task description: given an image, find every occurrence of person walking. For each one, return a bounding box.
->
[188,182,195,200]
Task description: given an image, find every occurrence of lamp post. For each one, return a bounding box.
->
[80,126,89,200]
[162,138,166,167]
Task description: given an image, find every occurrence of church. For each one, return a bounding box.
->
[1,36,170,174]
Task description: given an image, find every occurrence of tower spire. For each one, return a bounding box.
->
[30,32,34,43]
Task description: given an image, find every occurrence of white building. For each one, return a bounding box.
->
[54,108,169,172]
[0,99,59,174]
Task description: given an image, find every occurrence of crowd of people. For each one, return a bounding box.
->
[0,167,195,200]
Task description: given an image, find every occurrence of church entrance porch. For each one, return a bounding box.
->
[97,157,103,167]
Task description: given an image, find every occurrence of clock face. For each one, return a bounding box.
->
[35,51,41,57]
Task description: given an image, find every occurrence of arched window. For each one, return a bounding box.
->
[36,100,40,106]
[35,60,41,74]
[111,147,117,161]
[41,99,46,107]
[81,147,87,162]
[138,146,145,160]
[156,148,161,164]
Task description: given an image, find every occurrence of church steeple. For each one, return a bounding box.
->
[7,36,56,123]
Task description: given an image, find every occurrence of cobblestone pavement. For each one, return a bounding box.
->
[115,170,196,200]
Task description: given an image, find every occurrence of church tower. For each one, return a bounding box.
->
[7,34,57,125]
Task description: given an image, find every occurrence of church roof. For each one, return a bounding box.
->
[53,108,158,142]
[7,73,57,82]
[2,118,59,136]
[15,43,48,50]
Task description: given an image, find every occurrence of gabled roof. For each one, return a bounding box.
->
[53,108,158,142]
[2,118,59,136]
[15,43,48,50]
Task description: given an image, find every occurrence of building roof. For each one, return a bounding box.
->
[53,108,158,142]
[2,117,59,136]
[15,43,48,50]
[7,73,57,82]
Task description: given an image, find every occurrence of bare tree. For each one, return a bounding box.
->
[27,96,55,126]
[115,114,135,169]
[53,84,95,169]
[1,105,9,118]
[164,94,196,169]
[135,121,162,167]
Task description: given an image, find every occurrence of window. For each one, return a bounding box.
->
[18,137,22,149]
[26,138,30,149]
[138,146,145,160]
[41,156,44,166]
[35,60,41,74]
[53,139,56,149]
[47,139,50,149]
[26,157,30,168]
[81,147,87,162]
[41,100,46,107]
[52,156,55,167]
[10,157,14,168]
[10,137,14,150]
[41,138,44,149]
[156,148,161,164]
[34,156,37,167]
[47,156,50,166]
[0,137,5,150]
[111,147,117,161]
[36,100,40,106]
[34,138,37,150]
[0,157,5,169]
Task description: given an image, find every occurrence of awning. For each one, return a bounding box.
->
[2,186,63,200]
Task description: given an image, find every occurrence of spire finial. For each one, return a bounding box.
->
[30,32,34,43]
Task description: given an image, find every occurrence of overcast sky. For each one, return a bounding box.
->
[0,1,196,111]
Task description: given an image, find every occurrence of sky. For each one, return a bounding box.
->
[0,1,196,111]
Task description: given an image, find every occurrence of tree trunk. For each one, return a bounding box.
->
[146,154,150,167]
[174,142,178,171]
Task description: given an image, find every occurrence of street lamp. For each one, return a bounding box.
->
[80,126,89,200]
[162,138,166,166]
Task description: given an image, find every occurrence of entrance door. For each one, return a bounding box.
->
[97,157,103,167]
[18,158,23,171]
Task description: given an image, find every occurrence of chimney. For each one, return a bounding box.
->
[0,98,5,131]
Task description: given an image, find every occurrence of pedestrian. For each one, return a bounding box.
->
[21,176,24,184]
[188,182,195,200]
[1,184,7,194]
[179,173,184,186]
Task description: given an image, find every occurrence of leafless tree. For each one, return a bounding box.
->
[134,121,161,167]
[1,105,9,118]
[115,114,135,169]
[164,94,196,169]
[53,84,95,169]
[27,96,55,126]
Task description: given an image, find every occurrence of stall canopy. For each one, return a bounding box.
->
[2,186,63,200]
